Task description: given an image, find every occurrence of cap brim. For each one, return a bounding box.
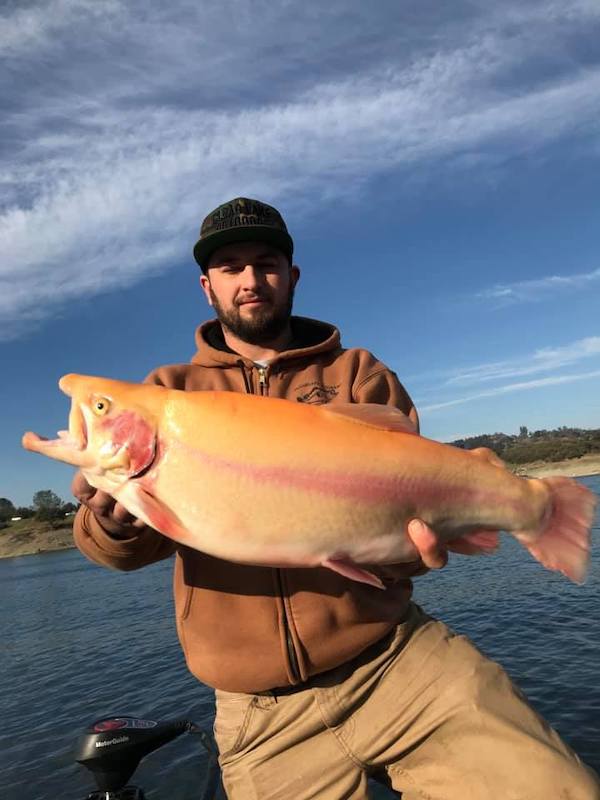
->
[193,226,293,268]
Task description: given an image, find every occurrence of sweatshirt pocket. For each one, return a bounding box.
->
[213,691,258,759]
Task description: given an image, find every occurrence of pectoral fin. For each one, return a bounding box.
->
[116,481,190,545]
[321,557,385,589]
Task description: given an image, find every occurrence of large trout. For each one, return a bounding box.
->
[22,374,596,587]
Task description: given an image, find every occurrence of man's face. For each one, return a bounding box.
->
[200,241,300,345]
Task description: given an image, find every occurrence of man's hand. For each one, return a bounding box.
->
[407,519,448,570]
[72,471,146,533]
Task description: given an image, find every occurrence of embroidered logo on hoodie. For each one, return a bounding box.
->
[295,382,340,404]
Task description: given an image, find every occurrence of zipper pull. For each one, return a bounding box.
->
[257,366,268,394]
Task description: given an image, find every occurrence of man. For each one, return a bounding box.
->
[72,198,600,799]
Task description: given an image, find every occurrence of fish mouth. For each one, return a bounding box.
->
[22,401,89,466]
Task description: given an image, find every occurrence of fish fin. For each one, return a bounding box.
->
[446,529,500,555]
[116,482,189,544]
[468,447,506,469]
[322,403,417,434]
[321,557,385,589]
[517,477,596,584]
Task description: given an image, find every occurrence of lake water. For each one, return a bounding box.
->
[1,475,599,799]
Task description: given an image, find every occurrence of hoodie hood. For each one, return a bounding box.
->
[191,316,342,368]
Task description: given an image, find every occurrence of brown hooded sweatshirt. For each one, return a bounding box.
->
[73,317,426,693]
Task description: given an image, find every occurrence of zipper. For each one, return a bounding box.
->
[237,359,300,682]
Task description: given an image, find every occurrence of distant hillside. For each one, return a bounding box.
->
[450,426,600,464]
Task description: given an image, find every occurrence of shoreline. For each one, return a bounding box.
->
[0,522,75,560]
[1,454,598,560]
[510,453,600,479]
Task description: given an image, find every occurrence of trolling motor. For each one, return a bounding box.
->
[75,715,220,800]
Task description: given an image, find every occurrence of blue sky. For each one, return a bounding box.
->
[2,0,600,508]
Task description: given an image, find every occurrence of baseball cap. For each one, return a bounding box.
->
[193,197,294,269]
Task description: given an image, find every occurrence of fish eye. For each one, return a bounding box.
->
[92,396,111,416]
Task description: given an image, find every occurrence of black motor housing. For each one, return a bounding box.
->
[75,716,188,792]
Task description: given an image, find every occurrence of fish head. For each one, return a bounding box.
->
[22,374,160,483]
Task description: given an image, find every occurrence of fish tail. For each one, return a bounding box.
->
[517,477,597,584]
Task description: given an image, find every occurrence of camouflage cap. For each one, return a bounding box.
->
[193,197,294,269]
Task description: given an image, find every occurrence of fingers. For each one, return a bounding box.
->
[71,470,95,503]
[407,519,448,570]
[71,470,140,526]
[111,502,139,526]
[72,471,117,516]
[72,471,112,513]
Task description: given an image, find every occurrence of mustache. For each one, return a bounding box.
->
[236,293,270,305]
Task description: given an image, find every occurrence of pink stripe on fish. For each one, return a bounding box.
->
[172,441,520,513]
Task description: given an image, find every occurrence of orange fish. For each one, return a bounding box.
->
[22,374,596,588]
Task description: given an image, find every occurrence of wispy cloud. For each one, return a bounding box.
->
[413,335,600,413]
[445,336,600,386]
[421,368,600,413]
[476,267,600,305]
[2,0,600,339]
[0,0,120,54]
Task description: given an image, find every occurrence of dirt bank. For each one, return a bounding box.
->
[0,519,75,559]
[511,453,600,479]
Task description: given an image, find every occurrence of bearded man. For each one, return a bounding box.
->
[72,197,600,800]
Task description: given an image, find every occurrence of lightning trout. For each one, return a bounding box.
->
[22,374,596,588]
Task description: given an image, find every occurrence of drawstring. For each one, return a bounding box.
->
[237,360,253,394]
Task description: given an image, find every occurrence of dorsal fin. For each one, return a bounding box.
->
[322,403,417,433]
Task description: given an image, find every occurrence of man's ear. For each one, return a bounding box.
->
[291,264,301,287]
[199,274,213,306]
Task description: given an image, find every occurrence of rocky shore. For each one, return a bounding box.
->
[1,454,598,560]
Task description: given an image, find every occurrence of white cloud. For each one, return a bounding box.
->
[476,267,600,305]
[445,336,600,386]
[411,335,600,413]
[2,0,600,339]
[421,368,600,413]
[0,0,122,54]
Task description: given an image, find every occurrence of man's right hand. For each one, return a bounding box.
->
[72,471,146,533]
[407,519,448,570]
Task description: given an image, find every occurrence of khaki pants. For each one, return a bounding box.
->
[214,604,600,799]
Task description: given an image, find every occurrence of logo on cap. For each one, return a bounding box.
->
[193,197,294,269]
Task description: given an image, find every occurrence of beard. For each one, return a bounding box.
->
[209,284,295,345]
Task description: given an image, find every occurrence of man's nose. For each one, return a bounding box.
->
[241,264,263,288]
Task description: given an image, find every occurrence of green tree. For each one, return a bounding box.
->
[33,489,64,521]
